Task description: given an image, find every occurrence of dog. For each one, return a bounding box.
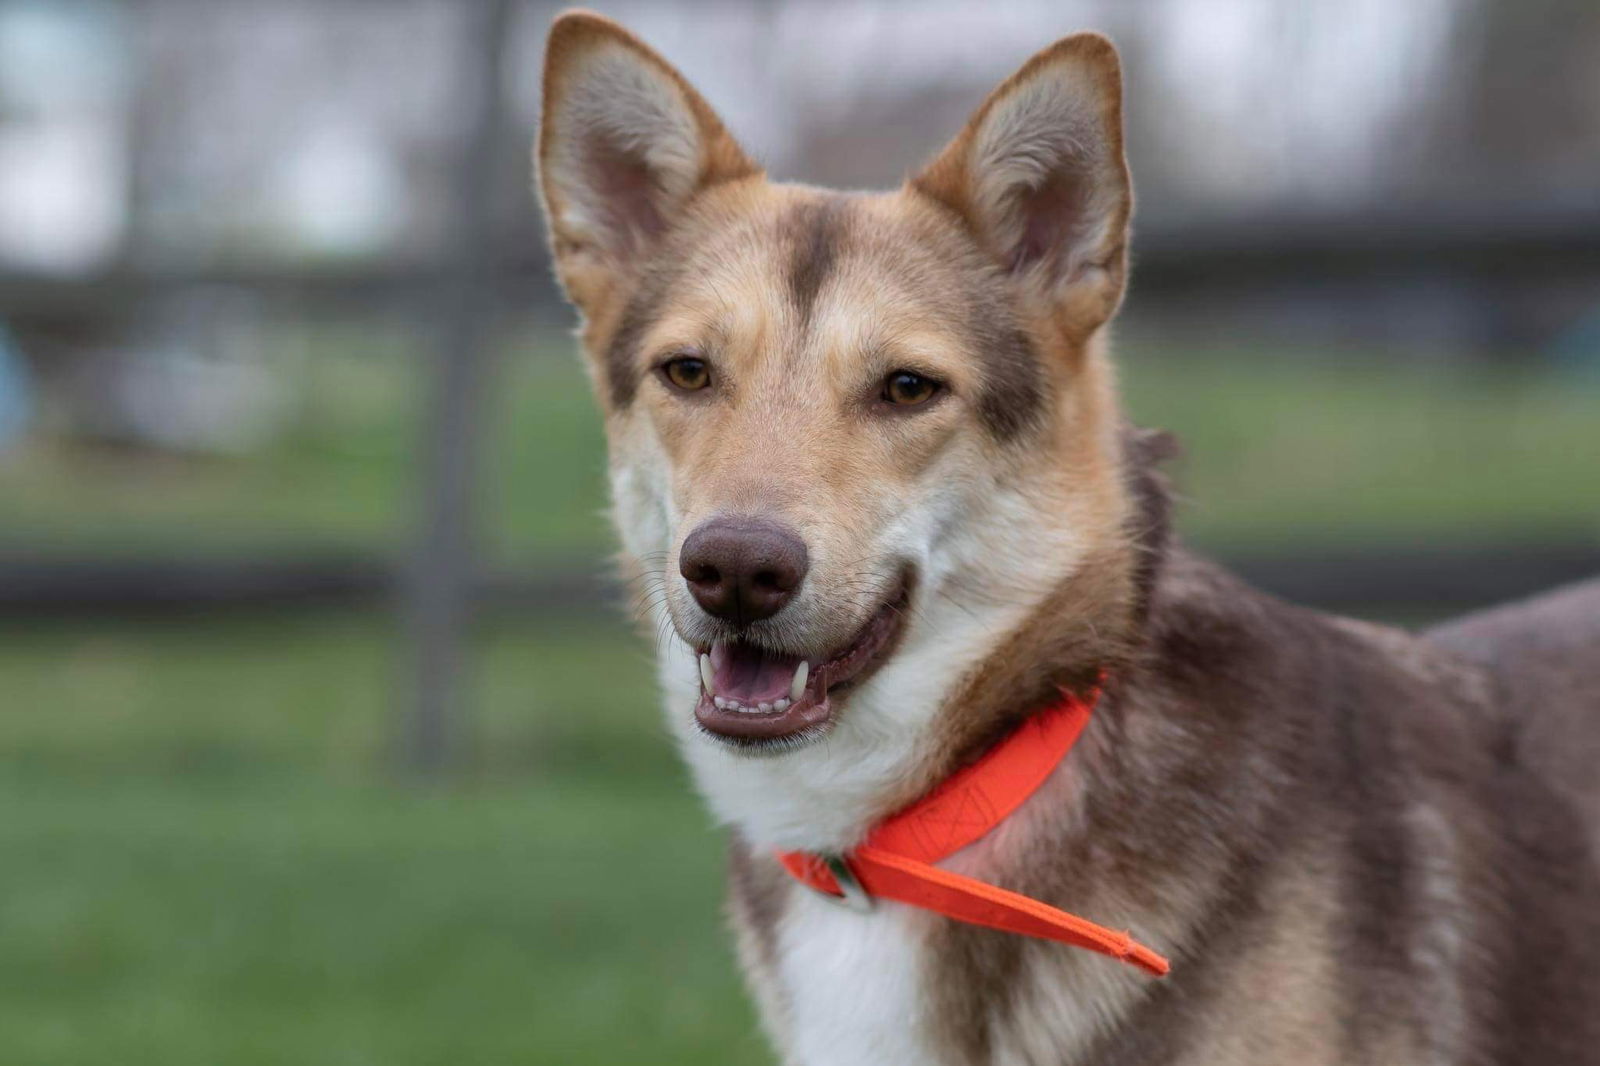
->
[535,12,1600,1064]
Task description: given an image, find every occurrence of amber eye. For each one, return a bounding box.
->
[882,370,940,407]
[661,356,711,392]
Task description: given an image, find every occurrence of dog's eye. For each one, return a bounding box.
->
[661,356,711,392]
[882,370,940,407]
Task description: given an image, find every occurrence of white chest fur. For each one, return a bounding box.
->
[777,888,944,1066]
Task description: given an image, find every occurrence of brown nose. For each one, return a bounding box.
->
[679,517,809,626]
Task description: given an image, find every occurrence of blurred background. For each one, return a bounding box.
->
[0,1,1596,1062]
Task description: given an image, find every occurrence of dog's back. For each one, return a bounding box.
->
[1429,578,1600,851]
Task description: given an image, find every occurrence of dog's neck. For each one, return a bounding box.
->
[661,428,1173,854]
[918,427,1173,792]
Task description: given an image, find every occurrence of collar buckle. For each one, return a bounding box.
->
[816,854,872,913]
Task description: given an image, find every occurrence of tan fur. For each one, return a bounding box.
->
[541,11,1136,714]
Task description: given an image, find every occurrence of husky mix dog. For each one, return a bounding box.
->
[535,12,1600,1065]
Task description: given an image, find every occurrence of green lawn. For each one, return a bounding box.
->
[1119,347,1600,547]
[0,613,768,1066]
[0,332,615,559]
[1,774,764,1066]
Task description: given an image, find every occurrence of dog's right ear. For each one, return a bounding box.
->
[537,11,759,315]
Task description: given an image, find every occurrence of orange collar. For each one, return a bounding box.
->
[776,684,1170,977]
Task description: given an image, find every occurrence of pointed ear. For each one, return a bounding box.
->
[537,11,759,313]
[912,34,1131,336]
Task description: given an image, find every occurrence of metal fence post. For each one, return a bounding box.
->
[401,0,517,777]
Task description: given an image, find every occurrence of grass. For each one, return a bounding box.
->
[0,613,768,1066]
[0,612,677,783]
[1119,347,1600,547]
[0,772,764,1066]
[0,331,615,560]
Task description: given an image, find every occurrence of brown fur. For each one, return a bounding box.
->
[537,13,1600,1064]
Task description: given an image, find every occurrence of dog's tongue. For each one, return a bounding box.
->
[710,642,802,703]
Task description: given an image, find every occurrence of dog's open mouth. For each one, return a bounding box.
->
[693,580,910,748]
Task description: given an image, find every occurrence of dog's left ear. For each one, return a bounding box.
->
[912,34,1131,338]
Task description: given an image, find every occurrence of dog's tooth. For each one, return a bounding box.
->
[758,702,772,713]
[714,697,730,710]
[773,698,790,711]
[790,661,809,703]
[699,654,715,696]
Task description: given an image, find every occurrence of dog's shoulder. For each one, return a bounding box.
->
[1427,578,1600,841]
[1146,547,1495,727]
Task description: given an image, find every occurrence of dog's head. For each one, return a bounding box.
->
[538,13,1139,846]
